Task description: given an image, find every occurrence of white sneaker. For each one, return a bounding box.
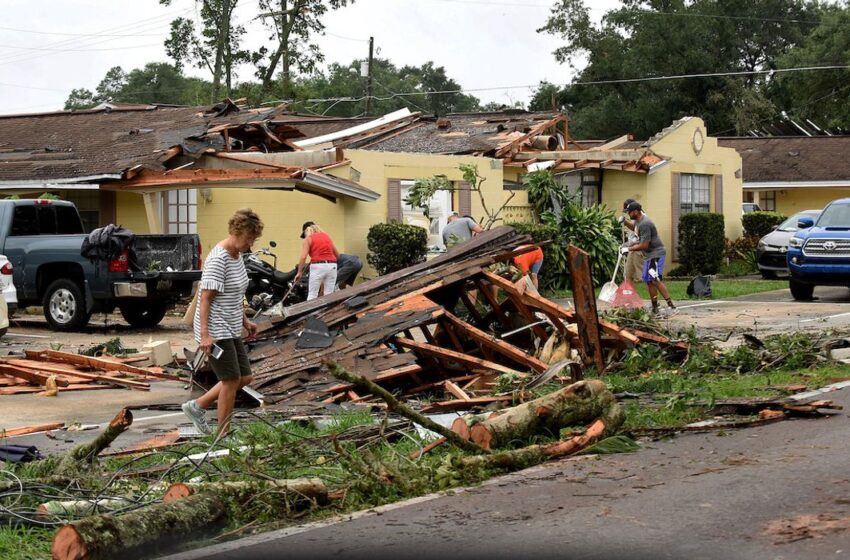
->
[181,400,211,435]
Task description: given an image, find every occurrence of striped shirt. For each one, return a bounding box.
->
[193,245,248,342]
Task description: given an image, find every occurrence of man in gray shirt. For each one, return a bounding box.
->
[441,214,483,248]
[622,201,676,314]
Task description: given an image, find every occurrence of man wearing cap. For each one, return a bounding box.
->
[622,201,676,314]
[618,198,645,283]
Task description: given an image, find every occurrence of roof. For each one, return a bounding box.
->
[0,103,291,184]
[718,136,850,184]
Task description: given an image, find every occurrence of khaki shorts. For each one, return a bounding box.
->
[209,338,252,381]
[624,250,645,283]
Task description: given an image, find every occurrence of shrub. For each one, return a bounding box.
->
[506,222,561,289]
[366,223,428,275]
[742,211,786,238]
[678,213,725,274]
[541,203,619,289]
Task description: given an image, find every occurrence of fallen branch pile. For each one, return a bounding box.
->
[0,350,180,396]
[247,226,686,412]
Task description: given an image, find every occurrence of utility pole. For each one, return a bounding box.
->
[365,36,374,116]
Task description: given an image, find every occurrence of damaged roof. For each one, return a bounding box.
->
[0,102,294,184]
[718,136,850,184]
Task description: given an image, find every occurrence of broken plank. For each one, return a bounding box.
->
[444,380,471,401]
[0,422,65,438]
[25,350,184,381]
[0,384,115,395]
[3,360,150,391]
[394,337,520,375]
[567,245,605,373]
[443,311,548,373]
[0,364,70,387]
[420,396,514,413]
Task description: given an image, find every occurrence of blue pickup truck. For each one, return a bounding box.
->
[0,198,201,330]
[787,197,850,300]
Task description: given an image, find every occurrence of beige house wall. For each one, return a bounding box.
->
[772,188,850,216]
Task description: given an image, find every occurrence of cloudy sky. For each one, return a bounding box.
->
[0,0,619,116]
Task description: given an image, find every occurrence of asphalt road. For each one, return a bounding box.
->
[162,382,850,560]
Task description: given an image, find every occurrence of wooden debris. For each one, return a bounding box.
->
[0,422,65,438]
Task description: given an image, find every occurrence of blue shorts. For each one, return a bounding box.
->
[642,256,665,284]
[529,259,543,275]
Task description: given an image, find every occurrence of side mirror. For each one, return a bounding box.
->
[797,217,814,229]
[269,240,277,248]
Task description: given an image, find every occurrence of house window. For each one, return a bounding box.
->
[166,189,197,234]
[580,170,601,207]
[62,190,100,232]
[679,174,711,214]
[400,181,452,250]
[760,190,776,212]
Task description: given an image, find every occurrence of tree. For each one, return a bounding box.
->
[161,0,248,101]
[64,88,97,110]
[94,67,128,103]
[537,0,824,138]
[252,0,353,98]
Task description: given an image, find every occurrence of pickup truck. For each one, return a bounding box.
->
[787,197,850,301]
[0,198,201,330]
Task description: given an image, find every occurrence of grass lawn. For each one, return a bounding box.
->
[545,278,788,301]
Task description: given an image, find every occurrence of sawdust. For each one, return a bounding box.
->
[765,513,850,543]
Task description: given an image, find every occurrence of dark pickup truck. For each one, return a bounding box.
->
[0,198,201,330]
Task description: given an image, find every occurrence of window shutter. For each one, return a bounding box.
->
[714,174,723,215]
[459,181,472,217]
[671,173,681,261]
[387,179,401,223]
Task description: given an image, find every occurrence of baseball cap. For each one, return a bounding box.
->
[622,198,636,212]
[625,201,642,213]
[300,221,314,239]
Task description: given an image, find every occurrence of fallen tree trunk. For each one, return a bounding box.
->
[50,408,133,477]
[326,360,489,455]
[163,478,329,506]
[51,478,330,560]
[37,498,136,521]
[451,379,618,449]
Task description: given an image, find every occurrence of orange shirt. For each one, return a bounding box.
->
[513,246,543,274]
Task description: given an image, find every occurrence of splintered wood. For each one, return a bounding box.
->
[248,227,686,412]
[0,350,177,396]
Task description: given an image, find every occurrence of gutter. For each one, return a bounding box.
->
[743,180,850,189]
[0,174,121,186]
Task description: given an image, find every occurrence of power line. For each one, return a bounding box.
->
[0,42,164,52]
[0,25,165,37]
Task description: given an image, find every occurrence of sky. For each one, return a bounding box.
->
[0,0,620,116]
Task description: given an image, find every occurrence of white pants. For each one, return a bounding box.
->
[308,262,337,300]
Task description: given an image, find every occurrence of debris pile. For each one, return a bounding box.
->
[247,226,686,411]
[0,349,182,396]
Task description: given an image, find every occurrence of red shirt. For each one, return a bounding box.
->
[309,232,337,262]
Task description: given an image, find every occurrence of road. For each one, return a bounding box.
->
[163,382,850,560]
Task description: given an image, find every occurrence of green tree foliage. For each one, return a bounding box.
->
[252,0,353,97]
[367,223,428,275]
[288,58,480,116]
[161,0,248,100]
[523,170,576,222]
[742,211,786,238]
[537,0,826,138]
[64,88,96,110]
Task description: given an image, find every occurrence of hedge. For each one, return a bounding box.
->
[742,211,787,238]
[678,212,726,274]
[366,223,428,275]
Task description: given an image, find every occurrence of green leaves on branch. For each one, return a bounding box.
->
[678,213,726,275]
[367,223,428,275]
[742,211,786,239]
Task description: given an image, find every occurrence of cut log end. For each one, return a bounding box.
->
[51,525,86,560]
[451,417,471,440]
[163,483,193,503]
[109,408,133,430]
[470,424,494,450]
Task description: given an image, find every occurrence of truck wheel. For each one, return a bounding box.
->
[760,270,777,280]
[43,279,90,331]
[789,280,815,301]
[120,301,167,328]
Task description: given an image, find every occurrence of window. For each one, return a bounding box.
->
[680,174,711,214]
[10,206,38,236]
[760,190,776,212]
[400,180,453,250]
[580,170,601,207]
[166,189,197,234]
[63,190,100,232]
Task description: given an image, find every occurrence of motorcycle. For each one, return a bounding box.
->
[244,243,363,314]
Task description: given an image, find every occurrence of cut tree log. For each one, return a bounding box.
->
[37,498,136,521]
[450,379,618,449]
[163,478,329,506]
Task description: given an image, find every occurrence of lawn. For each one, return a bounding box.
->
[545,278,788,301]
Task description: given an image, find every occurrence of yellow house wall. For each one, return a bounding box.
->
[343,150,505,275]
[774,189,850,215]
[115,192,150,233]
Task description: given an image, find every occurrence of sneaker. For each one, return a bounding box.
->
[181,400,211,435]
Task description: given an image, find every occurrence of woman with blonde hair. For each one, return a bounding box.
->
[294,221,339,300]
[182,208,263,437]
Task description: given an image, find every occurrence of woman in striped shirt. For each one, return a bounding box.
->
[182,209,263,437]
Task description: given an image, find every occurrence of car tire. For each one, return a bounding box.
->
[43,279,91,331]
[119,301,168,328]
[789,280,815,301]
[760,270,777,280]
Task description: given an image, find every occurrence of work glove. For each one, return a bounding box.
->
[617,215,625,225]
[620,246,630,256]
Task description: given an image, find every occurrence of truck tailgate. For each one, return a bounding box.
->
[132,234,200,271]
